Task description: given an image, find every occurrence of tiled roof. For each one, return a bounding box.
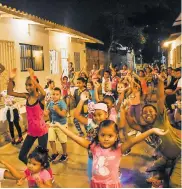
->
[0,3,104,45]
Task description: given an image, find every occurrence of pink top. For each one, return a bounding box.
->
[90,70,99,82]
[25,168,52,188]
[61,82,70,97]
[90,143,122,185]
[26,100,48,137]
[111,76,120,90]
[109,107,117,123]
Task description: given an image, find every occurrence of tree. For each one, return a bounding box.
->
[99,3,147,65]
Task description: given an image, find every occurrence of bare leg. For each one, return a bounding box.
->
[49,141,58,154]
[61,143,67,155]
[66,97,70,115]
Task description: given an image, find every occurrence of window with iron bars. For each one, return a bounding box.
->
[20,43,44,71]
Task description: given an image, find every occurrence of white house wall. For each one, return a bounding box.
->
[49,31,70,87]
[0,17,50,92]
[49,31,86,87]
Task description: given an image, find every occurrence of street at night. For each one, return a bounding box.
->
[0,0,181,188]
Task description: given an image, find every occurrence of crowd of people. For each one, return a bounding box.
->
[0,62,181,188]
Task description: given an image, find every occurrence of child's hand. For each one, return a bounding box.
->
[53,105,60,112]
[100,64,104,69]
[80,91,89,101]
[35,177,44,187]
[16,178,25,186]
[152,128,169,136]
[94,81,100,89]
[26,68,34,77]
[9,68,17,79]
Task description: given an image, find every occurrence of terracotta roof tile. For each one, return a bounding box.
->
[0,3,104,44]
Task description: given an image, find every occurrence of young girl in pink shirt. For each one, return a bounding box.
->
[7,68,48,164]
[0,146,53,188]
[103,95,117,123]
[55,119,168,188]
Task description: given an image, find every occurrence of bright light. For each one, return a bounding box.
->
[163,41,174,47]
[60,33,69,48]
[15,19,43,34]
[33,50,43,57]
[16,19,29,32]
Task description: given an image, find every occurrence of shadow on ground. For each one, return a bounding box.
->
[120,168,151,188]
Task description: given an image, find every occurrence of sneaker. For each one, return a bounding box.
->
[16,137,23,145]
[52,154,61,164]
[59,154,68,162]
[51,153,59,161]
[122,149,131,156]
[11,139,16,145]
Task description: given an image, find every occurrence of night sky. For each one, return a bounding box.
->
[0,0,181,62]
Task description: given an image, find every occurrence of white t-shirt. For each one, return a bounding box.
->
[177,77,181,88]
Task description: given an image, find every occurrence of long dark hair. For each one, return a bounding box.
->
[28,146,50,169]
[90,120,120,150]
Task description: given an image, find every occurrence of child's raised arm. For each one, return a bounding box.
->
[116,92,125,113]
[121,128,168,153]
[7,68,28,99]
[94,82,101,102]
[54,123,91,149]
[74,91,89,125]
[132,72,140,80]
[60,70,64,84]
[0,160,24,180]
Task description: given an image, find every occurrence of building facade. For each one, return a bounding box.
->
[0,3,103,143]
[86,48,106,71]
[0,3,103,93]
[163,13,181,68]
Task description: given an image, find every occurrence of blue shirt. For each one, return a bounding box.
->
[89,90,96,103]
[48,100,67,125]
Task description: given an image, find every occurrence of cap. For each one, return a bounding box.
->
[94,103,108,112]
